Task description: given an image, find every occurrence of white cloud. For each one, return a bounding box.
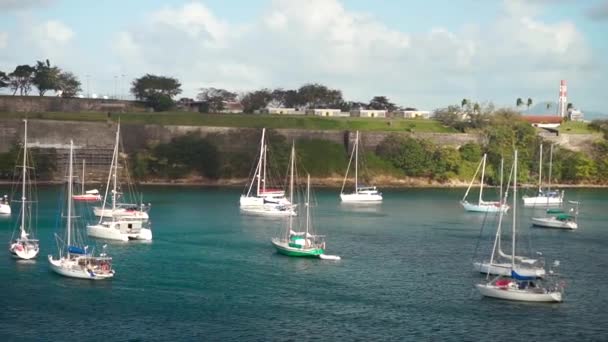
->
[0,0,53,11]
[107,0,598,109]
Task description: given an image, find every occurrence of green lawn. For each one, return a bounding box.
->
[559,121,594,134]
[0,112,456,132]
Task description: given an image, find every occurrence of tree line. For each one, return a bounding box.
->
[0,60,81,97]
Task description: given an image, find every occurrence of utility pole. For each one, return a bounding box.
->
[86,74,90,98]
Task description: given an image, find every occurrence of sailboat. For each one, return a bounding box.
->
[87,125,152,241]
[473,155,545,278]
[72,160,102,202]
[8,120,40,260]
[522,144,564,206]
[461,154,509,213]
[531,201,579,230]
[93,123,150,221]
[340,131,382,203]
[240,128,294,217]
[48,140,115,280]
[272,144,339,259]
[0,194,10,215]
[475,150,563,302]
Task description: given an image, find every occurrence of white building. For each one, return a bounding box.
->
[265,107,305,115]
[394,110,432,119]
[568,108,584,121]
[351,109,387,118]
[307,108,344,117]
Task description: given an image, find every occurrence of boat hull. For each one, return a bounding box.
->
[461,201,509,213]
[476,284,562,302]
[531,217,577,229]
[340,193,382,203]
[48,255,114,280]
[87,222,152,241]
[0,203,10,215]
[9,240,39,260]
[522,196,563,206]
[93,207,149,221]
[271,239,324,257]
[473,262,546,278]
[240,205,296,217]
[73,194,102,202]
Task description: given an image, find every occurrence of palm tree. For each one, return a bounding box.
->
[473,103,480,113]
[546,103,552,111]
[527,98,533,109]
[461,98,468,108]
[567,102,573,111]
[516,98,523,108]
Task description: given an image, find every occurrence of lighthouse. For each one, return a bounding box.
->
[557,80,567,118]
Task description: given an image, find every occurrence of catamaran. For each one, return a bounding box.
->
[473,155,545,278]
[476,150,563,302]
[87,125,152,241]
[48,140,115,280]
[240,128,293,216]
[340,131,382,203]
[461,154,509,213]
[72,160,102,202]
[532,201,579,230]
[93,123,150,221]
[271,144,339,260]
[8,120,40,260]
[523,144,564,206]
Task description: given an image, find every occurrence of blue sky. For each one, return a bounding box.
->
[1,0,607,113]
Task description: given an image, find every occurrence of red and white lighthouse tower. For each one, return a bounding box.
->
[557,80,567,118]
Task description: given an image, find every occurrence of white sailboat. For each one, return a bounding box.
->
[87,125,152,241]
[523,144,564,206]
[340,131,382,203]
[461,154,509,213]
[8,120,40,260]
[473,155,545,278]
[92,123,150,221]
[48,140,115,280]
[0,194,10,215]
[72,160,102,202]
[476,150,563,302]
[240,128,294,217]
[531,201,579,230]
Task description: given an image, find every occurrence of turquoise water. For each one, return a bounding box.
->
[1,186,607,341]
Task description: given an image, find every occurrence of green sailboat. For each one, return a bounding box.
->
[271,144,338,259]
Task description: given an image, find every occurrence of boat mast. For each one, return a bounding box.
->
[305,173,310,244]
[355,131,359,192]
[288,142,295,234]
[512,150,518,271]
[20,120,28,238]
[82,159,85,195]
[479,153,486,205]
[547,144,553,194]
[538,144,543,194]
[67,140,74,249]
[256,128,265,197]
[499,157,504,207]
[263,144,267,194]
[112,124,120,219]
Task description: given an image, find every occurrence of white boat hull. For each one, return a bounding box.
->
[473,262,546,278]
[240,205,296,217]
[48,255,114,280]
[340,193,382,203]
[531,217,577,229]
[9,241,39,260]
[522,196,563,206]
[0,203,10,215]
[93,207,149,221]
[87,222,152,241]
[461,201,509,213]
[476,283,562,302]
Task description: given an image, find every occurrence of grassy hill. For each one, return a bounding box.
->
[0,112,455,132]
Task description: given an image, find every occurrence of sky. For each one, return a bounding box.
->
[1,0,607,112]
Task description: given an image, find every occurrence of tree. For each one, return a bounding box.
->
[240,89,272,113]
[567,102,573,111]
[368,96,396,111]
[461,98,468,108]
[57,72,82,98]
[297,83,343,108]
[197,87,237,113]
[546,103,552,110]
[434,105,462,130]
[516,98,523,108]
[9,65,35,96]
[473,103,481,113]
[131,74,182,111]
[0,71,9,89]
[527,98,533,109]
[32,59,61,96]
[271,88,301,107]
